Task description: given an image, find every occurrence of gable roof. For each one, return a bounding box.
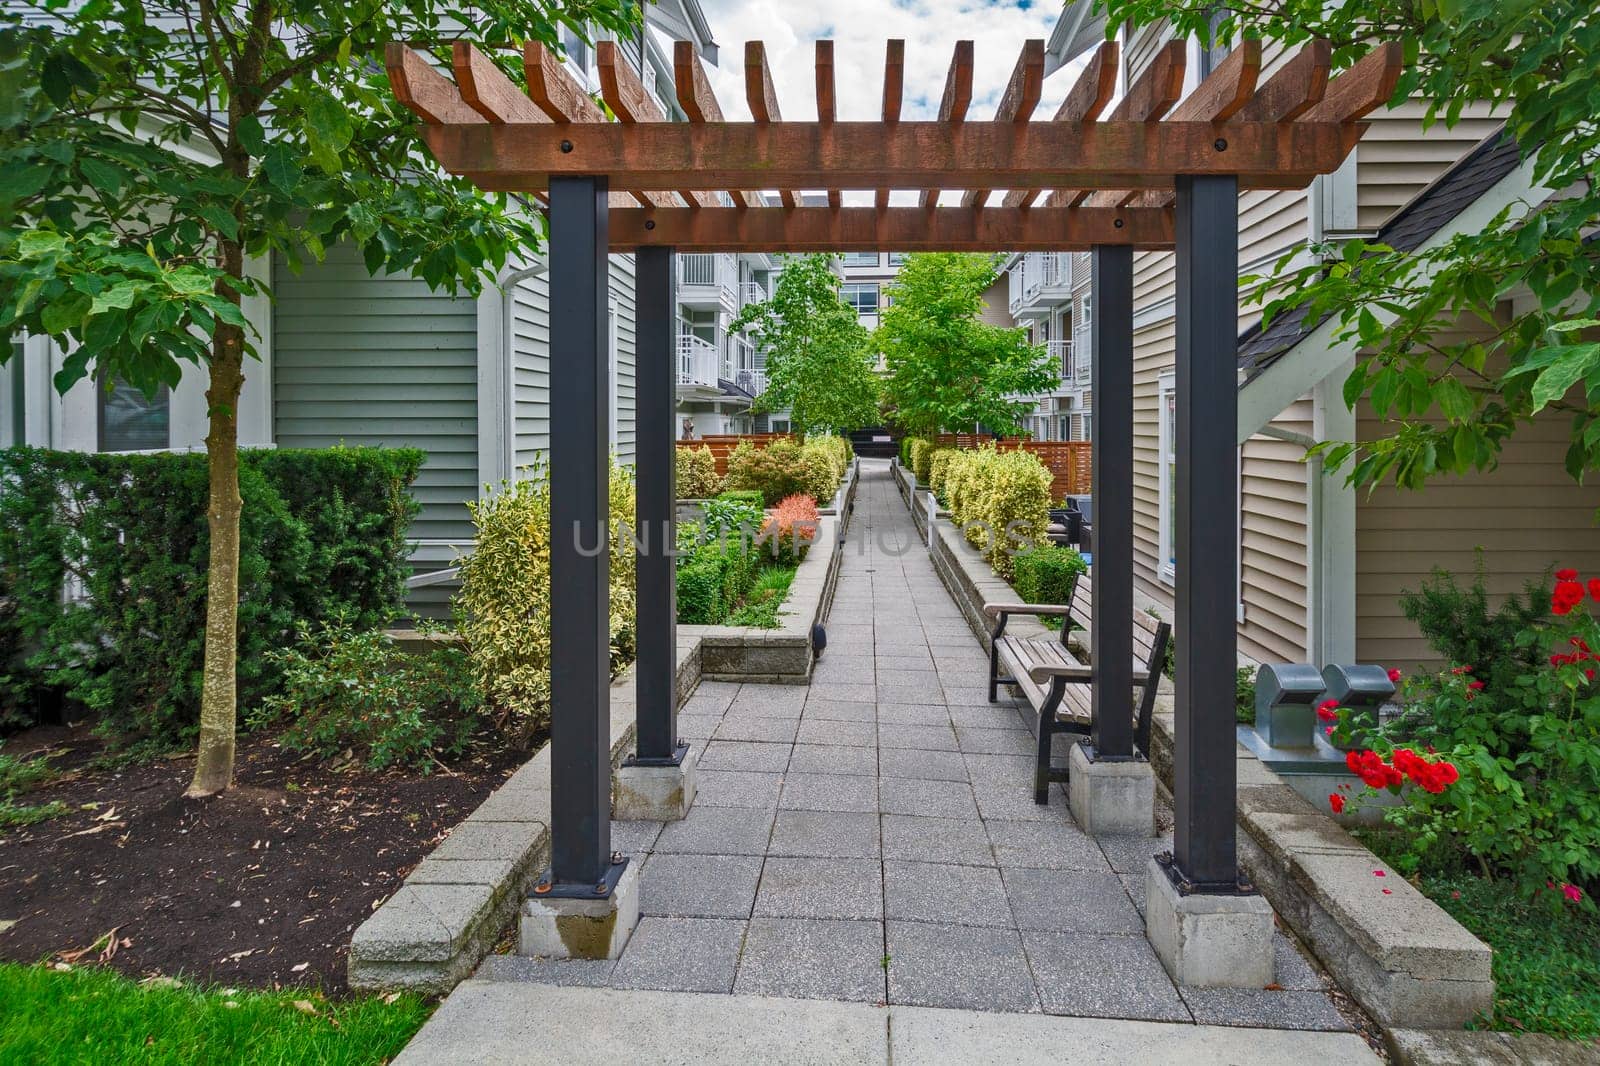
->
[1236,126,1521,382]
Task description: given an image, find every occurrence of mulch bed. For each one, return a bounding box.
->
[0,725,522,995]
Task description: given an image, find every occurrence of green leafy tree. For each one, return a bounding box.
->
[728,253,879,436]
[0,0,637,795]
[1101,0,1600,488]
[878,253,1055,437]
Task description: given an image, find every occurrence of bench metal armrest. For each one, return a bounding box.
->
[1025,663,1094,684]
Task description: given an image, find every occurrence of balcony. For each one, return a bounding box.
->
[739,281,767,306]
[677,334,722,391]
[678,253,738,312]
[1007,252,1074,320]
[732,366,768,399]
[1048,340,1093,388]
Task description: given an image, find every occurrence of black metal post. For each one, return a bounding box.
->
[1089,245,1134,760]
[631,245,684,765]
[547,175,614,890]
[1171,174,1241,890]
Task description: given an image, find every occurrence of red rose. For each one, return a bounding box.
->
[1556,568,1579,581]
[1317,705,1339,722]
[1589,578,1600,603]
[1387,668,1402,683]
[1468,680,1485,691]
[1328,793,1345,814]
[1552,580,1585,615]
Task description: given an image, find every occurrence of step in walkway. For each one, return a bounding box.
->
[402,460,1370,1060]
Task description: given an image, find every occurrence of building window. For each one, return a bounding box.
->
[561,25,592,75]
[1198,10,1229,79]
[841,282,879,318]
[887,252,909,266]
[840,252,878,268]
[98,373,170,453]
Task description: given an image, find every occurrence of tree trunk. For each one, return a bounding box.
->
[187,238,247,798]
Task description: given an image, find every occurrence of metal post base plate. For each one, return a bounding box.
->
[1155,850,1256,896]
[624,740,690,769]
[532,855,630,901]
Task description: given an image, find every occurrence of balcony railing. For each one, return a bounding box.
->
[733,366,768,398]
[1008,252,1073,316]
[740,282,767,306]
[1048,340,1074,383]
[677,334,721,389]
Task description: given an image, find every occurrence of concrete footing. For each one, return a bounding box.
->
[518,860,641,960]
[612,746,699,821]
[1144,857,1274,988]
[1068,743,1154,835]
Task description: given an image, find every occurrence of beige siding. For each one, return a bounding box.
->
[1240,400,1312,663]
[1355,311,1600,667]
[1125,19,1172,83]
[1355,100,1503,230]
[979,277,1013,328]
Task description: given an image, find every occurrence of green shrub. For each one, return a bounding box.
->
[727,564,798,628]
[799,435,849,502]
[715,489,765,511]
[676,554,724,625]
[0,446,422,744]
[0,741,64,829]
[1236,667,1257,725]
[1012,545,1085,608]
[910,438,936,483]
[938,447,1050,581]
[674,445,721,499]
[925,447,956,500]
[249,615,483,772]
[454,457,636,747]
[1399,556,1550,703]
[701,496,765,547]
[722,439,810,506]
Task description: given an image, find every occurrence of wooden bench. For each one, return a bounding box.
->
[985,586,1172,804]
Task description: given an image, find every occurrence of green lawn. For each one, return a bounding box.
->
[0,963,431,1065]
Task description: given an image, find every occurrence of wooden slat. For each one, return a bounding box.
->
[1075,39,1188,208]
[745,41,797,209]
[1299,41,1403,124]
[673,42,760,209]
[1123,41,1263,209]
[451,42,544,124]
[815,40,840,209]
[596,41,710,208]
[1003,40,1117,209]
[605,205,1175,252]
[435,120,1348,193]
[386,44,484,126]
[1235,39,1331,122]
[875,39,905,213]
[919,40,974,212]
[523,41,670,210]
[963,39,1044,208]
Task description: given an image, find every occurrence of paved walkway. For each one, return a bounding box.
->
[439,461,1363,1054]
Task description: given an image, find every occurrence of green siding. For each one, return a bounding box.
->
[509,255,638,472]
[272,243,479,542]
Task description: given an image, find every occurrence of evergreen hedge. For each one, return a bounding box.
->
[0,445,424,742]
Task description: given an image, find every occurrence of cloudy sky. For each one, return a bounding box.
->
[693,0,1082,122]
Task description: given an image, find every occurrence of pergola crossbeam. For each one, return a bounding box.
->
[597,41,710,208]
[1071,39,1187,209]
[816,40,841,209]
[745,41,797,209]
[875,39,905,213]
[964,39,1044,209]
[1124,41,1263,210]
[672,42,760,209]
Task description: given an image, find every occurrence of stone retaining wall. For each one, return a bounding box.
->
[903,481,1494,1033]
[348,644,702,993]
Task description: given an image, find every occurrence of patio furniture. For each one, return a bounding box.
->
[985,593,1171,803]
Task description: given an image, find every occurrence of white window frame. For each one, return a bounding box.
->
[841,281,880,318]
[608,296,619,450]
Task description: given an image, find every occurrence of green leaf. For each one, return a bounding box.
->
[77,157,125,199]
[263,145,302,192]
[1435,376,1474,421]
[40,290,92,334]
[304,92,353,175]
[89,280,144,316]
[1529,344,1600,412]
[236,114,268,158]
[16,230,67,258]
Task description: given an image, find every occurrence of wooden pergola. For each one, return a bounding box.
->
[387,35,1400,902]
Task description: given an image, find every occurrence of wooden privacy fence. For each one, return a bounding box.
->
[935,435,1092,500]
[676,432,796,477]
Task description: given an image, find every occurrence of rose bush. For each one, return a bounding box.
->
[1325,566,1600,912]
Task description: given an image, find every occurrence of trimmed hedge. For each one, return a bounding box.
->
[1013,545,1086,609]
[675,445,721,499]
[723,436,848,507]
[0,446,423,741]
[938,446,1052,581]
